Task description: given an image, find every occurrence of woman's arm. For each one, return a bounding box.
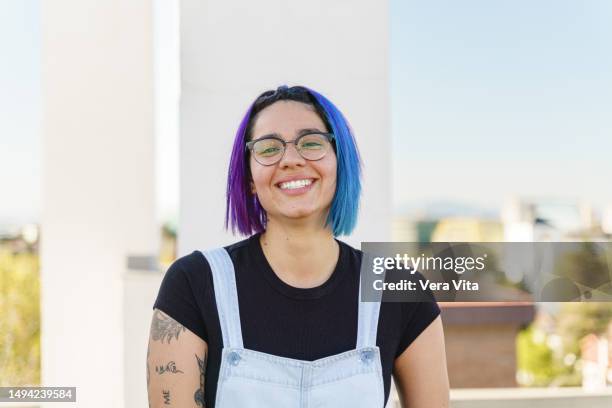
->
[393,315,449,408]
[147,308,208,408]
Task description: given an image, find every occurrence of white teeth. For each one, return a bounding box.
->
[279,179,313,190]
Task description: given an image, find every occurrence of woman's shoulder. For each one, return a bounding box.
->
[336,237,360,250]
[334,238,364,270]
[223,234,253,255]
[167,234,255,277]
[159,251,210,293]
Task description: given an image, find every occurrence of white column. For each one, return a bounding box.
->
[40,1,156,407]
[179,0,391,254]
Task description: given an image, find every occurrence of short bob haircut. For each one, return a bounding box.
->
[225,85,361,237]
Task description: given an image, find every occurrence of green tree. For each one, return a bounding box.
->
[0,247,41,386]
[555,242,611,293]
[557,302,612,357]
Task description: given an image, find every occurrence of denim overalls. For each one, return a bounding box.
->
[202,247,385,408]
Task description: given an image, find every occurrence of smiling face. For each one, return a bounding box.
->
[248,100,337,227]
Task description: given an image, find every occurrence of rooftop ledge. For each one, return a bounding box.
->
[446,387,612,408]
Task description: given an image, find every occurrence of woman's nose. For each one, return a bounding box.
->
[278,143,305,168]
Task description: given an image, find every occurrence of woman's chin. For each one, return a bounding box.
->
[272,207,323,223]
[283,210,317,220]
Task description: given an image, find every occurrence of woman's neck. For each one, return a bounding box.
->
[259,220,339,289]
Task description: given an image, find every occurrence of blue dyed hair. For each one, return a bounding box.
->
[225,85,362,237]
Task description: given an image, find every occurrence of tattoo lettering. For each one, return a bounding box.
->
[151,309,186,343]
[162,389,171,405]
[156,361,184,374]
[194,353,206,407]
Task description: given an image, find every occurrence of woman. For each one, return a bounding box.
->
[147,85,449,407]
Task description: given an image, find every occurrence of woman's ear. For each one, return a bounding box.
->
[250,180,256,194]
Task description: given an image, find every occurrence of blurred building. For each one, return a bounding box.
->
[581,322,612,390]
[397,216,531,388]
[441,302,535,388]
[392,216,438,242]
[502,197,604,241]
[431,217,504,242]
[0,223,39,253]
[602,205,612,236]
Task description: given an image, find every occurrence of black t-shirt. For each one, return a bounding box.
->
[153,233,440,407]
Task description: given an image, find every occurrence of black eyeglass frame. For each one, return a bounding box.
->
[245,131,335,166]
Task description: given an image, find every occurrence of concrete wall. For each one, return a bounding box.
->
[123,269,164,408]
[178,0,391,254]
[40,0,390,406]
[449,387,612,408]
[40,1,157,407]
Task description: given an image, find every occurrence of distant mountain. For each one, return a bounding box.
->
[394,200,499,219]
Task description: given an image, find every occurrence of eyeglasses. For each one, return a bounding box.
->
[245,131,335,166]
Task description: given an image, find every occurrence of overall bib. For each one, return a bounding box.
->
[202,247,385,408]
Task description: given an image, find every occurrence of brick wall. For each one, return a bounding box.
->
[445,323,519,388]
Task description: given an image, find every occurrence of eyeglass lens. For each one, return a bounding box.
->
[251,133,330,165]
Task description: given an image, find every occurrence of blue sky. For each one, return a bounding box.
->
[1,0,611,224]
[392,0,612,158]
[0,0,41,224]
[391,0,612,213]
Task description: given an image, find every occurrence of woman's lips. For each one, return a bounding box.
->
[275,179,316,196]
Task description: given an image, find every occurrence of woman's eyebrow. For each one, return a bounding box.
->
[252,132,281,141]
[253,128,326,141]
[297,128,325,136]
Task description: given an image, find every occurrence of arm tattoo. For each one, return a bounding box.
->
[194,353,206,407]
[162,389,171,405]
[155,361,184,374]
[151,309,186,343]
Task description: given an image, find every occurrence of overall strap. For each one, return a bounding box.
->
[356,252,382,349]
[201,248,244,349]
